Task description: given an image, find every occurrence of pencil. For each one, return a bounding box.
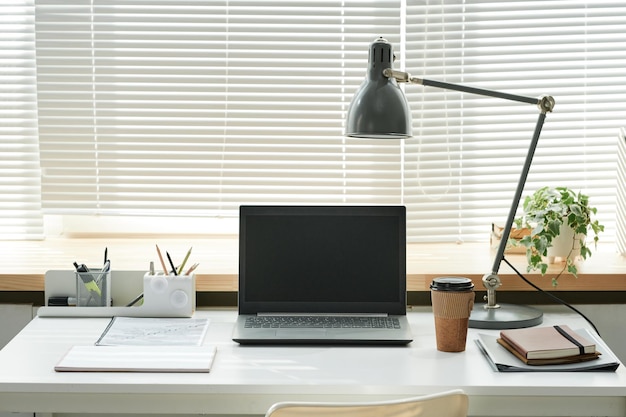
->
[177,247,192,275]
[155,245,168,274]
[185,263,199,275]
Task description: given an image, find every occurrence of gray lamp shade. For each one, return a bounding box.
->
[345,38,412,139]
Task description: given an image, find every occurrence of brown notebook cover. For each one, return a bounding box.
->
[500,325,596,360]
[496,337,600,366]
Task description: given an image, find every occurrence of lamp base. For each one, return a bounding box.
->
[469,303,543,329]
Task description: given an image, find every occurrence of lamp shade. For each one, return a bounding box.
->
[345,38,412,139]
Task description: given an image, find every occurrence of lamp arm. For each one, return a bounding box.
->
[482,111,547,308]
[383,68,555,112]
[383,67,556,309]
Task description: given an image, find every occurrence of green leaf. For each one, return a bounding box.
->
[579,247,587,259]
[519,235,532,247]
[535,236,548,255]
[567,263,578,278]
[547,219,561,236]
[570,204,583,217]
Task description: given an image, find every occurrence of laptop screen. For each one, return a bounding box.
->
[238,206,407,315]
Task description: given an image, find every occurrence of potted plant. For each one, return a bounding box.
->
[513,186,604,286]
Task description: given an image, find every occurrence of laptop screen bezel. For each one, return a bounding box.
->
[238,205,407,315]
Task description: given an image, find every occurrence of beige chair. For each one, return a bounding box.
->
[265,390,468,417]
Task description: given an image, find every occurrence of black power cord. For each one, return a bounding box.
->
[502,256,601,336]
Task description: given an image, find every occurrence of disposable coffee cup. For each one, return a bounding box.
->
[430,277,475,352]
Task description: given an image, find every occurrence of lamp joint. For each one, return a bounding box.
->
[537,95,555,113]
[383,68,423,85]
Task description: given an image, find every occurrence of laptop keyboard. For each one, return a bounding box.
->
[245,316,401,329]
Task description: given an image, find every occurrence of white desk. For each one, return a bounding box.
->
[1,308,625,417]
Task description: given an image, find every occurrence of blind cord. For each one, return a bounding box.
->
[501,256,601,336]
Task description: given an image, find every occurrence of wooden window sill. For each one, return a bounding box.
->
[0,238,625,293]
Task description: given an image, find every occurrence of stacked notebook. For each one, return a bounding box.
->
[497,325,599,365]
[476,325,620,372]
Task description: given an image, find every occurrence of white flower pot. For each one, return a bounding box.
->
[546,223,583,264]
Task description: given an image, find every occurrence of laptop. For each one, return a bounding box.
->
[232,205,413,345]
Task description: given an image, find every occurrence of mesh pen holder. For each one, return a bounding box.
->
[76,268,111,307]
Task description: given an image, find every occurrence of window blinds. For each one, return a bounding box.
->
[0,0,43,239]
[20,1,626,241]
[35,1,404,218]
[403,0,624,242]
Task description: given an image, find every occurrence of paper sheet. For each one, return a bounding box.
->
[96,317,209,346]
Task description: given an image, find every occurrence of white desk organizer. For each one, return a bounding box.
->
[38,270,195,318]
[140,273,196,317]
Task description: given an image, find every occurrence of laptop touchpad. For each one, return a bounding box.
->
[275,329,328,338]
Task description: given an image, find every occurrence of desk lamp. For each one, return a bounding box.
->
[346,38,554,329]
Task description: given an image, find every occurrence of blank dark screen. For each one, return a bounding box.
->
[241,208,404,308]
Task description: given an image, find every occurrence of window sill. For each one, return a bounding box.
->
[0,238,625,294]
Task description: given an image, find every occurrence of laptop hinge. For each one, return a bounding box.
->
[257,312,389,317]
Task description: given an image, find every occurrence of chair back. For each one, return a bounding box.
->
[265,389,468,417]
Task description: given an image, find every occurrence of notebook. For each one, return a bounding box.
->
[232,205,413,345]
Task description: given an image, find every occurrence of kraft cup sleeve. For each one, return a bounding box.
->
[431,291,475,319]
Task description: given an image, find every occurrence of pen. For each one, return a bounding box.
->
[48,296,78,306]
[73,261,101,306]
[126,292,144,307]
[73,262,101,296]
[177,247,192,275]
[166,251,178,275]
[155,245,168,274]
[96,259,111,288]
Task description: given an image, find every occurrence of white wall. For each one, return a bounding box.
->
[0,304,36,417]
[0,304,34,349]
